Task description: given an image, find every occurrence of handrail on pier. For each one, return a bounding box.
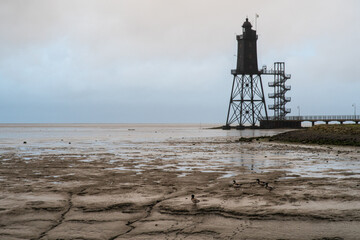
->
[262,115,360,121]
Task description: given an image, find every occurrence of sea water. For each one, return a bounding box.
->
[0,123,286,153]
[1,124,359,179]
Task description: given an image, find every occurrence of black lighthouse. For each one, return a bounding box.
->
[224,18,268,129]
[236,18,258,74]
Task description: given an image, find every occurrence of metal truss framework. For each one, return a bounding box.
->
[226,74,268,127]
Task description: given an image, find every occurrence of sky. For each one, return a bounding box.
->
[1,0,359,123]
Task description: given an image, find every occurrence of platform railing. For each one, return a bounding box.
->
[230,68,292,79]
[262,115,360,121]
[260,69,291,78]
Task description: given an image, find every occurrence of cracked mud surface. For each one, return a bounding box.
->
[1,125,360,239]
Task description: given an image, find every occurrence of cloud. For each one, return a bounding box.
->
[0,0,359,122]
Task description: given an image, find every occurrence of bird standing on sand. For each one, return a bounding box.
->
[265,182,274,191]
[233,180,242,188]
[256,179,266,186]
[191,194,200,204]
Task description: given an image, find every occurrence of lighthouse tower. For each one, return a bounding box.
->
[224,18,268,129]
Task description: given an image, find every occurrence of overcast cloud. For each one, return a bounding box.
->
[1,0,359,123]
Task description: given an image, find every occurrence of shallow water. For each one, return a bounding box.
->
[1,124,359,179]
[0,123,286,153]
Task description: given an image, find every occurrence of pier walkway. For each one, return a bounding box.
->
[268,115,360,126]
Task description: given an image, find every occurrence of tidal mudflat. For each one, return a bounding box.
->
[1,124,360,239]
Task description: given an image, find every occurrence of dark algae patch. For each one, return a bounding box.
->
[270,124,360,146]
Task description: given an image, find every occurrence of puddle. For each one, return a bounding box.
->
[218,172,237,179]
[105,167,144,172]
[177,173,189,178]
[50,181,62,184]
[79,159,93,162]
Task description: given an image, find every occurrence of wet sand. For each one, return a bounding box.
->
[1,133,360,239]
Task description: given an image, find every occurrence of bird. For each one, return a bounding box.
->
[233,180,242,188]
[191,194,200,204]
[265,182,274,191]
[256,179,266,186]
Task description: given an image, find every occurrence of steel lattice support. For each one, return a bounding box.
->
[225,74,268,127]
